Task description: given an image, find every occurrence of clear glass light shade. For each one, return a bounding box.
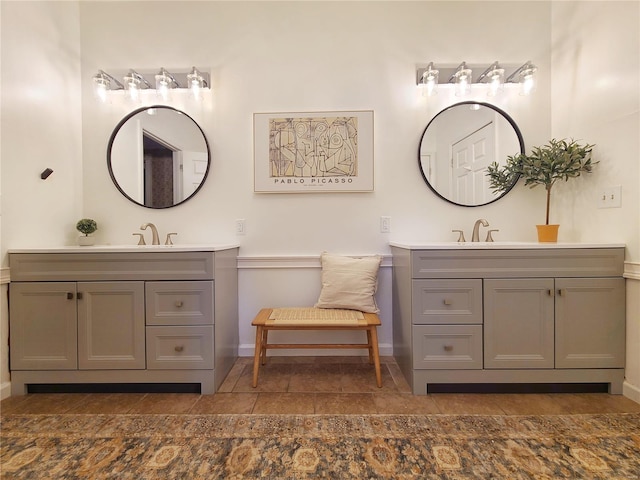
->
[454,68,473,96]
[187,67,205,99]
[123,73,142,102]
[519,66,537,95]
[486,67,504,96]
[421,68,439,97]
[93,74,110,102]
[155,73,172,101]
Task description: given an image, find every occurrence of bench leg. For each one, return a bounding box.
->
[366,330,374,364]
[369,326,382,388]
[252,325,264,388]
[260,329,269,365]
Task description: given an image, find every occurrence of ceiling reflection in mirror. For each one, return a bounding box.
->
[418,101,524,207]
[108,106,210,208]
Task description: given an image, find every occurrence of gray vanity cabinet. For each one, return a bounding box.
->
[391,245,626,394]
[8,248,238,395]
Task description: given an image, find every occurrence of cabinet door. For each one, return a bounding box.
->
[555,277,625,368]
[9,282,78,370]
[484,278,554,369]
[77,282,145,370]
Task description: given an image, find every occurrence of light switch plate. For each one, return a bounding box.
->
[380,216,391,233]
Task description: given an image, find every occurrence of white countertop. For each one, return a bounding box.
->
[389,241,626,250]
[8,244,240,254]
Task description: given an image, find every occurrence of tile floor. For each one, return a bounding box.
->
[2,356,640,416]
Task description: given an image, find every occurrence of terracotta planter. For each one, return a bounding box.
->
[536,224,559,243]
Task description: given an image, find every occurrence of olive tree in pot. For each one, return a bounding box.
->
[76,218,98,246]
[487,138,596,242]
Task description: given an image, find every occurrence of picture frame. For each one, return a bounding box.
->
[253,110,374,193]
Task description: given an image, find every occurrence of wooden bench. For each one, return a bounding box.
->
[251,307,382,388]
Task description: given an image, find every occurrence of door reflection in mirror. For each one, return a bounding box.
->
[108,106,210,209]
[419,101,523,207]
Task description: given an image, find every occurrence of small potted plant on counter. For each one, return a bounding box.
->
[487,138,596,242]
[76,218,98,246]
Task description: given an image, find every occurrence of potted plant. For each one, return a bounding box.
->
[76,218,98,246]
[487,138,596,242]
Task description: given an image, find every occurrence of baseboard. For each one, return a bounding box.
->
[623,380,640,404]
[1,381,11,400]
[238,343,393,358]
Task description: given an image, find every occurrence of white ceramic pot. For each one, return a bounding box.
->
[78,235,95,246]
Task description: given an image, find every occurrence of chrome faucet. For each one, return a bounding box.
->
[140,223,160,245]
[471,219,489,242]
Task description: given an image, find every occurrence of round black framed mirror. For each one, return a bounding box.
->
[418,101,524,207]
[107,105,210,209]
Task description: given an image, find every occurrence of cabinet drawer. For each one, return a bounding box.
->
[412,279,482,324]
[146,326,213,369]
[146,281,214,325]
[413,325,482,369]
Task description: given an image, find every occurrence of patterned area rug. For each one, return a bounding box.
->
[2,413,640,479]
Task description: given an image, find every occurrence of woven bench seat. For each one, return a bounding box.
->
[251,307,382,388]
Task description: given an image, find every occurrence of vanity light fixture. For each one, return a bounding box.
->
[92,70,124,102]
[506,60,537,95]
[93,67,211,103]
[155,67,180,101]
[451,62,473,96]
[187,66,208,99]
[416,61,538,97]
[476,61,505,97]
[123,69,152,102]
[418,62,439,96]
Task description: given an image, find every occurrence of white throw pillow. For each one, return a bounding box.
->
[314,252,382,313]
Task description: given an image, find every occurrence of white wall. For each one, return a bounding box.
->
[0,1,83,398]
[550,0,640,402]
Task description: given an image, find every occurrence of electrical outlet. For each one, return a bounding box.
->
[597,186,622,208]
[380,216,391,233]
[235,219,246,235]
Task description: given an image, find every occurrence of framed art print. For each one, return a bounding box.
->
[254,110,374,193]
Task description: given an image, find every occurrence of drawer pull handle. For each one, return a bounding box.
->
[67,292,74,300]
[174,345,184,352]
[443,345,453,352]
[175,301,184,308]
[558,289,565,297]
[443,299,452,306]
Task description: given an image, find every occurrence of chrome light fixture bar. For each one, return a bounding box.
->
[93,67,211,102]
[417,61,537,97]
